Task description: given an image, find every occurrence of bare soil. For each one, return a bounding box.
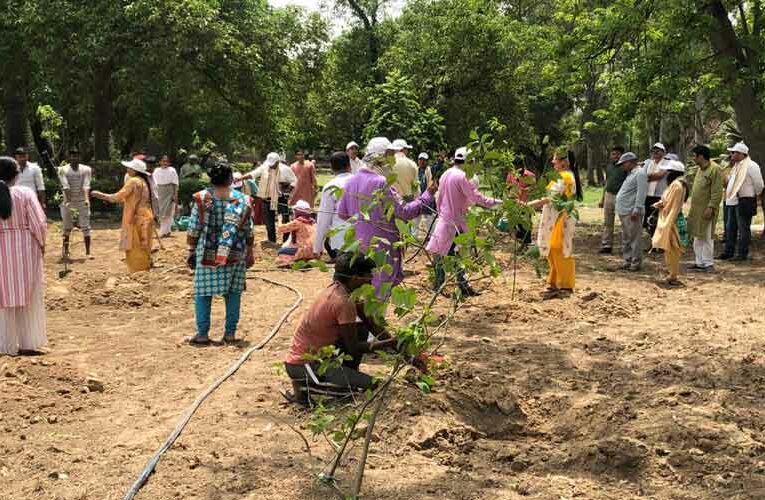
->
[1,220,764,500]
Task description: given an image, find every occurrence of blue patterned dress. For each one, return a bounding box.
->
[187,189,253,297]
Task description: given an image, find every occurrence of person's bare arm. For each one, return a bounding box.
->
[647,170,668,182]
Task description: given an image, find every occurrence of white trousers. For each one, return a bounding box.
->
[159,216,173,236]
[0,279,47,356]
[693,219,714,268]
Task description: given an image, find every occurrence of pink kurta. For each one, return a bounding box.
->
[276,217,317,264]
[426,167,499,256]
[289,161,317,206]
[0,187,48,307]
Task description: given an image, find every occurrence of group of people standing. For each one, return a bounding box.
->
[601,141,763,286]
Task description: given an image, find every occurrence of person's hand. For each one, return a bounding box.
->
[186,252,197,270]
[426,179,438,195]
[630,210,640,221]
[652,201,664,210]
[703,207,714,220]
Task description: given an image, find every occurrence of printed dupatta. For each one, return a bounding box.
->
[193,188,252,267]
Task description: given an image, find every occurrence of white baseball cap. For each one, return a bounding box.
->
[652,143,666,152]
[418,152,429,160]
[391,139,413,151]
[291,200,311,212]
[264,152,281,168]
[121,158,149,176]
[727,142,749,155]
[454,147,470,162]
[660,159,685,173]
[232,172,243,188]
[365,137,393,157]
[346,141,359,151]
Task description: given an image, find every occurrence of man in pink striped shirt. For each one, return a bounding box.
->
[426,147,501,297]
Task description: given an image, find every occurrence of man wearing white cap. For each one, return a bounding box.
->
[642,143,671,236]
[391,139,419,201]
[720,142,764,261]
[346,141,363,175]
[247,152,297,244]
[413,152,435,237]
[338,137,435,296]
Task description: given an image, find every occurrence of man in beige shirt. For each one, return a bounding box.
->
[391,139,418,201]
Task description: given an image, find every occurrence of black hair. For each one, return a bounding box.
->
[691,144,711,161]
[612,146,625,155]
[667,170,684,185]
[333,252,376,284]
[209,162,234,187]
[0,157,20,220]
[330,152,350,173]
[69,146,80,155]
[565,150,584,202]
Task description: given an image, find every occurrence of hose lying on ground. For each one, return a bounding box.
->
[123,275,304,500]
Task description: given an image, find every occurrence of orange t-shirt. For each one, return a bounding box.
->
[285,282,359,365]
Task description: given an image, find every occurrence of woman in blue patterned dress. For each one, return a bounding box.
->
[186,163,255,345]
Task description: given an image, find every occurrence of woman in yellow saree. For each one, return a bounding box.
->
[528,149,582,299]
[92,159,155,273]
[651,161,689,287]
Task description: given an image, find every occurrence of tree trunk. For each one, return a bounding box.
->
[29,111,57,177]
[2,73,29,154]
[706,0,765,160]
[93,62,114,161]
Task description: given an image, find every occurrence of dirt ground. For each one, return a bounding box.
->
[1,217,765,500]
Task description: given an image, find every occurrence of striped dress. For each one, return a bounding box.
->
[0,186,48,355]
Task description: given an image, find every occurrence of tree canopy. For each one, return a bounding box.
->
[1,0,763,177]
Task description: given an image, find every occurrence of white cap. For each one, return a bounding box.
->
[391,139,413,151]
[652,143,666,152]
[660,160,685,173]
[121,159,149,176]
[346,141,359,151]
[418,152,429,160]
[365,137,393,157]
[291,200,311,212]
[454,147,470,162]
[727,142,749,155]
[232,172,243,189]
[264,152,281,168]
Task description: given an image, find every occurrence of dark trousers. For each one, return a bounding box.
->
[285,328,375,397]
[515,223,532,247]
[723,198,755,258]
[264,197,290,243]
[433,241,470,292]
[644,196,661,236]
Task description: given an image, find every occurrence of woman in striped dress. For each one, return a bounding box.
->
[0,156,48,355]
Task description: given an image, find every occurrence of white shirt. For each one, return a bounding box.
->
[58,164,92,203]
[643,158,671,197]
[16,162,45,192]
[313,172,352,254]
[250,163,297,199]
[349,156,363,175]
[153,166,179,186]
[726,159,765,206]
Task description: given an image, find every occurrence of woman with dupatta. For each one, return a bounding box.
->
[651,161,689,287]
[528,148,583,299]
[92,159,155,273]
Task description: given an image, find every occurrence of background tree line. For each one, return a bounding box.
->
[1,0,762,184]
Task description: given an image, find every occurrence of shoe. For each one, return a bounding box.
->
[704,266,716,273]
[629,264,642,272]
[687,264,705,272]
[599,248,612,255]
[221,335,237,345]
[459,286,481,297]
[717,254,733,260]
[618,262,632,271]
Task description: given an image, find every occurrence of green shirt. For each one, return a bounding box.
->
[687,161,723,239]
[605,161,628,194]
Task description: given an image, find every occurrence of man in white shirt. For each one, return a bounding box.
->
[346,141,363,175]
[58,147,93,259]
[313,152,352,259]
[642,143,670,236]
[13,147,46,207]
[391,139,419,201]
[246,152,297,244]
[720,142,764,261]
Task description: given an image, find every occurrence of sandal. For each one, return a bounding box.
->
[184,335,211,346]
[542,288,560,300]
[221,335,237,345]
[664,278,684,288]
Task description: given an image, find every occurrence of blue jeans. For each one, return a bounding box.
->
[194,292,242,338]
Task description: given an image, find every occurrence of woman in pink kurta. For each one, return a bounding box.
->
[289,151,317,206]
[275,200,317,266]
[0,157,48,355]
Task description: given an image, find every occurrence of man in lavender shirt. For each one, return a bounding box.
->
[338,137,436,296]
[427,147,501,296]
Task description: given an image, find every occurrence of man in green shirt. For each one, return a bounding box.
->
[687,144,723,272]
[599,146,627,254]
